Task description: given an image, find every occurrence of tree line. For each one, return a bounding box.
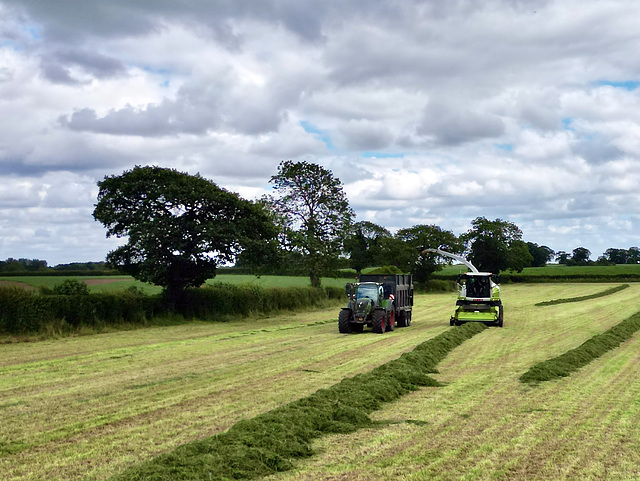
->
[5,162,636,298]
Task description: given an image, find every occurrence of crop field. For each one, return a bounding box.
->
[2,283,640,480]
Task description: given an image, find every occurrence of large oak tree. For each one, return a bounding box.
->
[93,166,275,301]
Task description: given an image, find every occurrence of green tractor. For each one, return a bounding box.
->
[423,248,503,328]
[339,274,413,334]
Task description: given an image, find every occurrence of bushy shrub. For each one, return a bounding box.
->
[52,279,90,296]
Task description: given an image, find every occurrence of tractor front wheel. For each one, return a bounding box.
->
[338,310,352,333]
[372,310,385,334]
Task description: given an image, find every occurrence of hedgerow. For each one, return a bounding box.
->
[534,284,629,306]
[111,322,487,481]
[0,284,344,335]
[520,311,640,384]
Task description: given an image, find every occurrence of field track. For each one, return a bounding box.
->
[1,283,639,480]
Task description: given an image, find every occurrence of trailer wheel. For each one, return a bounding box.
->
[387,308,395,331]
[338,310,352,333]
[372,310,385,334]
[397,311,407,328]
[406,311,411,326]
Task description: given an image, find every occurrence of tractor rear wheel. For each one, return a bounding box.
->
[338,310,352,333]
[372,310,385,334]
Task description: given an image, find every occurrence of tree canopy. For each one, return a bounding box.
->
[93,166,275,300]
[266,160,354,287]
[397,224,463,282]
[343,221,391,274]
[461,217,530,272]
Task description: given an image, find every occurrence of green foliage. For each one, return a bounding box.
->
[535,284,629,306]
[461,217,527,273]
[398,224,463,282]
[266,161,354,287]
[93,166,276,300]
[527,242,554,267]
[343,221,391,274]
[520,310,640,384]
[0,283,343,335]
[52,279,90,296]
[0,258,48,272]
[111,322,486,481]
[366,265,404,275]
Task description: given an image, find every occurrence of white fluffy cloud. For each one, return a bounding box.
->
[1,0,640,264]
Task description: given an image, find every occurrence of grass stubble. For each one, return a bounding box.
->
[3,283,640,480]
[267,283,640,481]
[0,293,454,481]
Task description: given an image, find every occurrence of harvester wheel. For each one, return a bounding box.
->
[450,318,455,327]
[387,308,395,331]
[497,306,504,328]
[372,310,385,334]
[338,310,352,333]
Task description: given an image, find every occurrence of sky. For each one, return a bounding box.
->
[1,0,639,266]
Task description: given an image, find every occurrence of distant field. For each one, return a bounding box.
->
[435,263,640,277]
[0,274,350,294]
[2,283,640,480]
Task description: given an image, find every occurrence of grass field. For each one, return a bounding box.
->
[435,263,640,277]
[1,283,639,480]
[0,274,350,294]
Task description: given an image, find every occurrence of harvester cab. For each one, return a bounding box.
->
[423,248,503,328]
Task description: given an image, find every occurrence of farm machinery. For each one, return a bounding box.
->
[423,248,503,327]
[339,274,414,334]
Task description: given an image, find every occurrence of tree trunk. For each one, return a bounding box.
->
[309,272,321,288]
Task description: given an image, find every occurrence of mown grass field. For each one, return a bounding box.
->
[1,283,639,480]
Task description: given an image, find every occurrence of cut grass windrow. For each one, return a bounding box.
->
[534,283,629,306]
[111,322,486,481]
[520,310,640,384]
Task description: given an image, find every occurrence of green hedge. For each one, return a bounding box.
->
[0,284,344,335]
[111,322,487,481]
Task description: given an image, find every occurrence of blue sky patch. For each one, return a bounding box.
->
[360,151,404,158]
[561,117,575,131]
[300,121,334,149]
[494,143,513,151]
[596,80,640,90]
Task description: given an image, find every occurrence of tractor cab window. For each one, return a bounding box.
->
[356,284,379,300]
[465,276,490,298]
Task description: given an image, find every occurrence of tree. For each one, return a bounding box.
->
[373,236,417,273]
[396,224,463,282]
[603,248,629,264]
[527,242,555,267]
[570,247,591,265]
[344,221,391,274]
[508,240,534,273]
[461,217,527,273]
[266,161,354,287]
[93,166,275,301]
[556,251,570,264]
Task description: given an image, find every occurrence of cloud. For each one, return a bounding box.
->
[2,0,640,264]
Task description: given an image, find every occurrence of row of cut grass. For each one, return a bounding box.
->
[520,310,640,384]
[111,322,486,481]
[534,283,630,306]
